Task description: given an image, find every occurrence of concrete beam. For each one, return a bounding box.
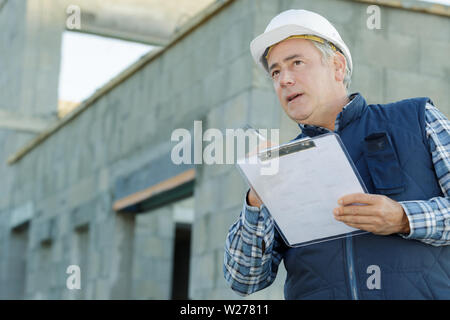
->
[0,109,56,134]
[76,7,171,46]
[351,0,450,17]
[60,0,216,45]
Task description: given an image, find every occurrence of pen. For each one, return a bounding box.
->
[243,124,266,141]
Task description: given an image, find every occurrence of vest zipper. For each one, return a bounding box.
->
[345,236,359,300]
[336,127,359,300]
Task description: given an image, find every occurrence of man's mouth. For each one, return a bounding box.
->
[286,93,303,103]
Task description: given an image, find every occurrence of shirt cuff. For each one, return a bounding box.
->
[399,200,442,240]
[398,202,415,239]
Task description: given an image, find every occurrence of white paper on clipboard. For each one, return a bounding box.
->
[236,132,369,247]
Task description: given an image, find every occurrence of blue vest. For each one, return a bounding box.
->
[281,93,450,299]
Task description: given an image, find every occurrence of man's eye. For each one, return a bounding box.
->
[271,70,280,78]
[294,60,303,66]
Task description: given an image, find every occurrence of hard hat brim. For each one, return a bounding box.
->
[250,24,352,75]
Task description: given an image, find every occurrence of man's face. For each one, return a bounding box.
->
[266,38,337,127]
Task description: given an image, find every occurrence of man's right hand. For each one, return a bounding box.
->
[245,140,276,208]
[247,188,263,208]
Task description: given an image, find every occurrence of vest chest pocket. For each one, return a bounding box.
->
[363,132,405,195]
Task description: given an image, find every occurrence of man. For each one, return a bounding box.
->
[223,9,449,299]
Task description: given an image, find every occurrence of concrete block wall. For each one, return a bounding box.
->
[132,206,175,300]
[0,0,448,300]
[19,0,65,117]
[0,0,28,112]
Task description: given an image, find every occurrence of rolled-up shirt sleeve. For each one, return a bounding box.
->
[223,191,284,296]
[399,103,450,246]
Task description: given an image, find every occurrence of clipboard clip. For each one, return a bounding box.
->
[258,138,316,161]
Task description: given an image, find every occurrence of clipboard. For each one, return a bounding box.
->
[236,132,369,248]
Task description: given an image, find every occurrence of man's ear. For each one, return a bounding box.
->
[333,52,346,83]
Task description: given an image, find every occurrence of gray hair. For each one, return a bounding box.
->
[311,40,351,90]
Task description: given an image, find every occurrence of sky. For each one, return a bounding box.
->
[58,31,154,103]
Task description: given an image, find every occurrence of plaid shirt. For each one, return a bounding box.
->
[223,102,450,296]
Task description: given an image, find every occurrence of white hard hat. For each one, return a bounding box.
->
[250,9,352,75]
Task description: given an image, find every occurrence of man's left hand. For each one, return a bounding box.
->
[333,193,411,235]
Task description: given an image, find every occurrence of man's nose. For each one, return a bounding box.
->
[279,70,295,87]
